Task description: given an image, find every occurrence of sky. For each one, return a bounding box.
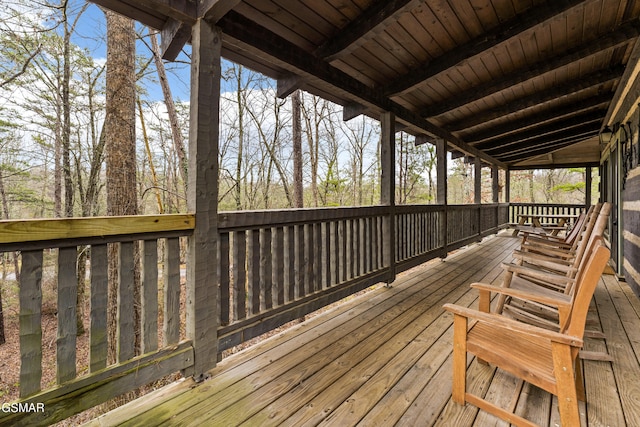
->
[71,0,193,102]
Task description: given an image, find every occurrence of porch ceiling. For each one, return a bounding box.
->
[90,0,640,168]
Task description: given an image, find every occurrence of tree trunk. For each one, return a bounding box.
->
[104,10,139,364]
[292,90,303,208]
[150,31,187,196]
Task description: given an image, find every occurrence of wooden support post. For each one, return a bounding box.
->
[475,156,482,240]
[436,138,448,257]
[505,169,511,203]
[585,166,592,207]
[474,156,482,204]
[381,112,396,284]
[186,19,220,380]
[492,165,499,203]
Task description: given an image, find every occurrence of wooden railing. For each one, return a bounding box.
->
[508,203,586,225]
[0,204,511,425]
[216,203,510,352]
[0,215,195,426]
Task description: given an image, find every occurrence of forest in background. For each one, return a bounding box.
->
[0,1,595,224]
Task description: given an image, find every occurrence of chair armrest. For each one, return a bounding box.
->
[442,303,582,346]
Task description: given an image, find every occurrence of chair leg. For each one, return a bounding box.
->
[495,270,514,313]
[574,356,586,402]
[552,343,581,425]
[452,315,468,404]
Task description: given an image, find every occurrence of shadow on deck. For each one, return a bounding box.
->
[85,232,640,426]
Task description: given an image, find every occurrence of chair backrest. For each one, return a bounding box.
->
[560,239,610,336]
[567,203,602,253]
[565,202,611,294]
[564,205,592,246]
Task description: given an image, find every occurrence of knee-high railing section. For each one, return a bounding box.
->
[0,214,195,426]
[0,203,519,424]
[216,203,510,352]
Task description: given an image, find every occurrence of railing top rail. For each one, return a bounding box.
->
[0,214,195,245]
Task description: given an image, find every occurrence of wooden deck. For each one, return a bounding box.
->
[85,232,640,427]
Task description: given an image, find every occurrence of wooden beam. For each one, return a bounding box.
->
[381,0,588,96]
[161,18,191,61]
[315,0,424,61]
[604,37,640,126]
[276,74,302,99]
[475,111,605,152]
[216,11,506,168]
[415,134,432,146]
[436,138,447,205]
[448,66,624,132]
[464,94,610,144]
[343,102,367,121]
[88,0,166,29]
[200,0,241,22]
[586,166,592,207]
[505,169,511,203]
[421,20,640,117]
[498,132,599,163]
[487,122,601,156]
[186,18,220,380]
[380,112,396,283]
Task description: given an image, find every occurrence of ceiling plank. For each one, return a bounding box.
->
[314,0,424,61]
[463,93,611,143]
[475,110,605,151]
[217,11,505,167]
[421,20,640,118]
[447,66,624,131]
[487,122,601,156]
[496,130,600,163]
[381,0,588,96]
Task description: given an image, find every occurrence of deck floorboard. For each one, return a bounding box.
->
[85,232,639,427]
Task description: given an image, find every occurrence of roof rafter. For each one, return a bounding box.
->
[487,122,601,156]
[315,0,424,61]
[448,66,624,131]
[475,110,605,151]
[421,19,640,118]
[381,0,588,96]
[463,93,611,143]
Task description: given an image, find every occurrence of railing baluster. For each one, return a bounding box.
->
[19,250,43,397]
[141,240,158,353]
[284,226,295,302]
[219,233,230,327]
[118,242,135,362]
[233,231,247,320]
[261,228,272,310]
[90,244,108,373]
[57,246,77,384]
[295,224,304,298]
[248,229,260,315]
[273,227,285,306]
[304,223,313,292]
[164,237,181,345]
[314,223,322,289]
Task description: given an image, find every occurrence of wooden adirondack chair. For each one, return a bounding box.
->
[517,203,600,263]
[443,241,610,427]
[494,203,611,329]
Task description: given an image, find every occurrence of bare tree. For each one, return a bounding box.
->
[104,9,139,363]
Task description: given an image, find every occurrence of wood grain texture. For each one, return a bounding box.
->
[19,250,43,397]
